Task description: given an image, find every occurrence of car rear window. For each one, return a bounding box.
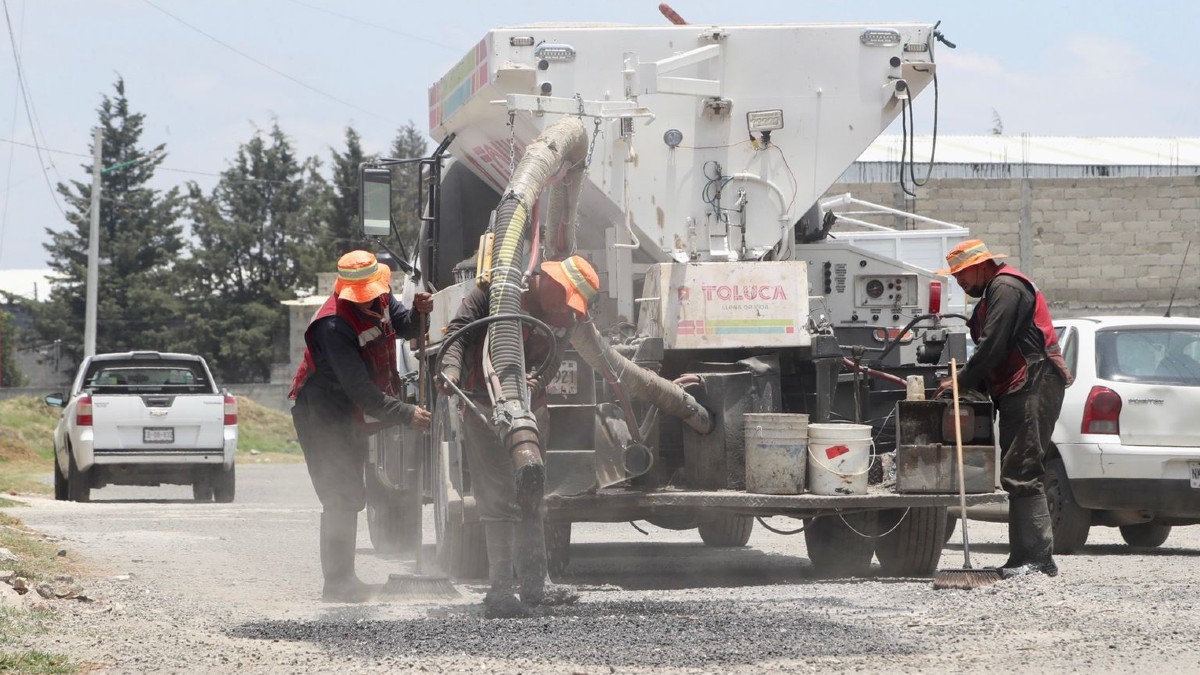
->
[84,360,213,394]
[1096,328,1200,386]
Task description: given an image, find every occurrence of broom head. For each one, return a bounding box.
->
[380,572,461,600]
[932,567,1003,590]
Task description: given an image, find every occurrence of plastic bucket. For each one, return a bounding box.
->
[744,413,809,494]
[807,423,872,495]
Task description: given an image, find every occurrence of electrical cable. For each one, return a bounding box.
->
[142,0,394,124]
[286,0,460,52]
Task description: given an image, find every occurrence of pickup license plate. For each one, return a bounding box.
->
[144,427,174,443]
[1191,462,1200,489]
[547,359,578,396]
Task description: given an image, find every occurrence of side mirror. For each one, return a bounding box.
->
[359,165,393,237]
[44,394,65,408]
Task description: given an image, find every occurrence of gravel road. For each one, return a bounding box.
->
[4,463,1200,674]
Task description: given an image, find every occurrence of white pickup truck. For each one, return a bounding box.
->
[44,351,238,502]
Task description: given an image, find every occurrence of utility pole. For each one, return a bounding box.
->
[84,127,102,358]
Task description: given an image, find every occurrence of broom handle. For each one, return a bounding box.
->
[414,305,428,574]
[950,358,973,569]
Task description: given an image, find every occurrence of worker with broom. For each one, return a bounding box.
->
[935,239,1072,579]
[289,250,433,602]
[438,255,598,618]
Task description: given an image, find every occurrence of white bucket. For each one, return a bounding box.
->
[744,413,809,495]
[807,423,872,495]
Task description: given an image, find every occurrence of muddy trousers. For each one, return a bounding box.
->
[994,360,1066,577]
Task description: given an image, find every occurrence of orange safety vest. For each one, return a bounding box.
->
[289,294,401,431]
[968,267,1072,397]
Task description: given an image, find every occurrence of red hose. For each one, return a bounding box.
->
[842,358,908,386]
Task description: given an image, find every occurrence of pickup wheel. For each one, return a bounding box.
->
[192,470,214,501]
[66,449,91,502]
[803,512,876,577]
[54,454,68,501]
[875,506,948,577]
[212,465,236,503]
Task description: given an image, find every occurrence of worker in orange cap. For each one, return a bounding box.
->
[289,250,434,602]
[935,239,1072,579]
[439,254,600,618]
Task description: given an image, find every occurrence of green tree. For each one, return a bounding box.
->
[327,127,374,258]
[35,78,186,364]
[183,121,330,382]
[389,121,429,247]
[0,306,27,387]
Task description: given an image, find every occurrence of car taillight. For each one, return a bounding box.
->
[76,395,93,426]
[929,280,942,315]
[1081,385,1121,435]
[224,394,238,426]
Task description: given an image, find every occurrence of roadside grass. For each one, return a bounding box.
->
[0,395,303,496]
[0,512,79,673]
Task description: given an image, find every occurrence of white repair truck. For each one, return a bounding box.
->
[44,351,238,502]
[358,12,1003,579]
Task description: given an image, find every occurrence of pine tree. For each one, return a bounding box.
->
[182,121,330,382]
[327,127,375,258]
[0,307,27,387]
[389,121,429,247]
[35,78,185,366]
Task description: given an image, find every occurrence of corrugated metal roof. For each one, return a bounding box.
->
[859,136,1200,166]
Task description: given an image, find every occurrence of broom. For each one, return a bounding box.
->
[382,305,461,600]
[932,358,1003,590]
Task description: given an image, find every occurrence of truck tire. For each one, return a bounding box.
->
[54,455,68,501]
[431,397,487,579]
[698,515,754,547]
[366,490,422,557]
[874,506,948,577]
[547,522,572,577]
[1120,522,1171,548]
[212,465,236,503]
[803,512,876,577]
[192,468,214,501]
[1045,458,1089,553]
[67,449,90,503]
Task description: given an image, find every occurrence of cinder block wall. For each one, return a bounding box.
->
[826,175,1200,317]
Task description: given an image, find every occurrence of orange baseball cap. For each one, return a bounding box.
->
[540,255,600,317]
[937,239,1008,275]
[333,250,392,303]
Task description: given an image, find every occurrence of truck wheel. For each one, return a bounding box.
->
[192,469,214,501]
[547,522,572,577]
[943,513,957,545]
[1120,522,1171,548]
[212,465,236,503]
[874,506,948,577]
[1045,458,1089,553]
[67,450,90,502]
[432,396,487,579]
[366,490,422,557]
[803,512,876,577]
[54,455,68,501]
[698,515,754,547]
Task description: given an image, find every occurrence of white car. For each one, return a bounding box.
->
[1047,316,1200,552]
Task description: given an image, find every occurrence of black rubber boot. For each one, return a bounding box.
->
[999,494,1059,578]
[320,510,377,602]
[483,521,531,619]
[515,516,579,607]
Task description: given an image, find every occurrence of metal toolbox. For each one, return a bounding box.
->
[894,400,996,494]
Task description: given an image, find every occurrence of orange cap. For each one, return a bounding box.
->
[540,255,600,317]
[333,250,392,303]
[937,239,1008,275]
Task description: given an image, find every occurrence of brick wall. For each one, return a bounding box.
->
[826,175,1200,317]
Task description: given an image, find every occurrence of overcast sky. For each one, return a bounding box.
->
[1,0,1198,296]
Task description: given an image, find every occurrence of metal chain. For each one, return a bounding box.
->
[507,110,517,175]
[583,116,602,172]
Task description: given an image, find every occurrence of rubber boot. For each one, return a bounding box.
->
[483,521,531,619]
[515,516,579,607]
[320,510,377,602]
[999,494,1059,578]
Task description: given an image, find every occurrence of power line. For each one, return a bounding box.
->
[2,0,66,219]
[142,0,394,125]
[286,0,460,52]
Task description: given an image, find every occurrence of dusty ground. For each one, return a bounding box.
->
[3,463,1200,674]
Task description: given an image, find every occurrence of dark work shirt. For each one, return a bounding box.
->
[297,295,421,425]
[958,269,1038,392]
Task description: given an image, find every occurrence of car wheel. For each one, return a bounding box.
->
[1119,522,1171,548]
[803,512,876,577]
[54,454,68,501]
[697,515,754,547]
[1045,458,1089,553]
[212,465,236,503]
[66,449,90,503]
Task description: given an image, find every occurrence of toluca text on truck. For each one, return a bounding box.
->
[44,351,238,502]
[356,14,1003,579]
